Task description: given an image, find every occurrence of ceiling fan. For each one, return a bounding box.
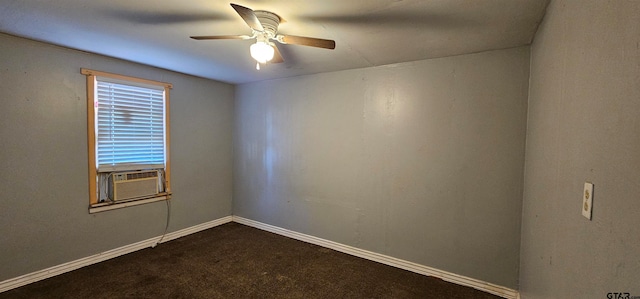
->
[191,3,336,70]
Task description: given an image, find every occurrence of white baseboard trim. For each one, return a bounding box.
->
[232,216,519,299]
[0,215,233,293]
[159,216,232,244]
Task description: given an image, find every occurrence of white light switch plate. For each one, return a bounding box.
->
[582,182,593,220]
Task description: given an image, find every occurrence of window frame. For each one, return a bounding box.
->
[82,68,172,213]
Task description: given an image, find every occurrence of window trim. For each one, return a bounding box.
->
[82,68,172,211]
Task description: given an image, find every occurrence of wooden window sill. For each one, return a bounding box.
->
[89,194,171,214]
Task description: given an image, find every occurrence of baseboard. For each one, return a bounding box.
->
[159,216,232,243]
[233,216,519,299]
[0,215,233,293]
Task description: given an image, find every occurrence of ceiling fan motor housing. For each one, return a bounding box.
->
[254,10,281,38]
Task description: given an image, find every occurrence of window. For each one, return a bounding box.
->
[82,68,172,213]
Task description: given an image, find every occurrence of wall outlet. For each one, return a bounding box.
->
[582,182,593,220]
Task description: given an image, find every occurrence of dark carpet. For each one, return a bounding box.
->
[1,222,502,298]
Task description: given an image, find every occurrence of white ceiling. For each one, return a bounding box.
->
[0,0,549,84]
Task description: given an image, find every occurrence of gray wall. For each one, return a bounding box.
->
[234,47,530,288]
[519,0,640,297]
[0,34,234,281]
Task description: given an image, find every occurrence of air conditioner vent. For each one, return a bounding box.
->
[112,170,160,201]
[125,171,157,180]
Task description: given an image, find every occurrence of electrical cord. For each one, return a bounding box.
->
[152,198,171,248]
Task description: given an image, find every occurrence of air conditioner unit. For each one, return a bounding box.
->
[112,170,160,201]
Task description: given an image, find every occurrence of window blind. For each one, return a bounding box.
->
[96,79,166,172]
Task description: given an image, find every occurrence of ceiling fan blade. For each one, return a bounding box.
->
[230,3,264,32]
[271,44,284,63]
[190,35,252,40]
[278,35,336,49]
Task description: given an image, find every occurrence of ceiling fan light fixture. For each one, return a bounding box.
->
[250,41,274,64]
[191,3,336,69]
